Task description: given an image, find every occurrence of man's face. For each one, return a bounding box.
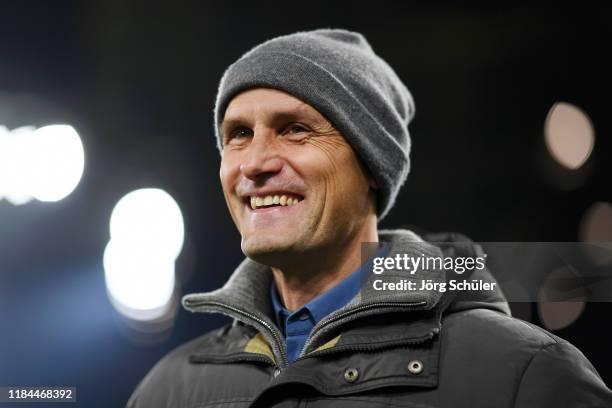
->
[219,88,376,265]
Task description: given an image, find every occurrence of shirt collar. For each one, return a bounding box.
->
[270,245,390,328]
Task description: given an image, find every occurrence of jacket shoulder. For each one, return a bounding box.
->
[444,308,562,351]
[126,323,238,408]
[441,309,611,406]
[513,338,612,407]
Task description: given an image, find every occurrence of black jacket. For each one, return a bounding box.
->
[127,230,612,407]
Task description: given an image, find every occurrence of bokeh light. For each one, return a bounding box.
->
[29,125,85,202]
[579,202,612,266]
[544,102,595,170]
[109,188,185,259]
[104,188,184,322]
[537,266,586,330]
[0,126,36,205]
[104,240,176,319]
[580,202,612,243]
[0,124,84,204]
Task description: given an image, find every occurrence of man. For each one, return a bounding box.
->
[127,29,612,407]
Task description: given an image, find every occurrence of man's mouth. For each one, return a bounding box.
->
[246,193,304,210]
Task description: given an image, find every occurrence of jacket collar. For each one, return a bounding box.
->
[182,229,509,367]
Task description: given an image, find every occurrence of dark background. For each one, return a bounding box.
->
[0,2,610,407]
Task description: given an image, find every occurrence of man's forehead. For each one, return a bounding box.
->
[222,88,322,124]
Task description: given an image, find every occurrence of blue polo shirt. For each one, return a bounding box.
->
[270,264,366,363]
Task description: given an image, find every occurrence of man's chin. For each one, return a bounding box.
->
[241,237,299,266]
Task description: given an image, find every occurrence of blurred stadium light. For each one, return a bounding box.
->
[544,102,595,170]
[104,188,184,322]
[537,266,587,330]
[580,202,612,266]
[580,202,612,243]
[0,124,84,204]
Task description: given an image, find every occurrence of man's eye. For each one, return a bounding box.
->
[232,127,252,138]
[223,127,253,147]
[284,124,309,135]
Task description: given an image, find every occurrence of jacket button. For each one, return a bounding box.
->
[407,360,424,375]
[344,368,359,383]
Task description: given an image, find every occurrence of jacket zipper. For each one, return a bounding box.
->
[188,299,428,370]
[187,300,289,368]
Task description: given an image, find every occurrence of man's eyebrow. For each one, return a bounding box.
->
[221,107,321,131]
[220,117,248,134]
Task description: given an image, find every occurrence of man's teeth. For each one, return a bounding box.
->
[250,194,301,210]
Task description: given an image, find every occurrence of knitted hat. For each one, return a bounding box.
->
[213,28,415,220]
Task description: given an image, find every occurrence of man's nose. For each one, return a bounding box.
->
[239,130,283,180]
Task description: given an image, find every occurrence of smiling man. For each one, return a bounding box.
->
[127,29,611,407]
[220,87,378,315]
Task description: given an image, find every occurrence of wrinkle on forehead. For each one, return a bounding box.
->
[222,88,329,129]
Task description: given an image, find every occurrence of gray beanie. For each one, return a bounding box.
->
[214,28,415,220]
